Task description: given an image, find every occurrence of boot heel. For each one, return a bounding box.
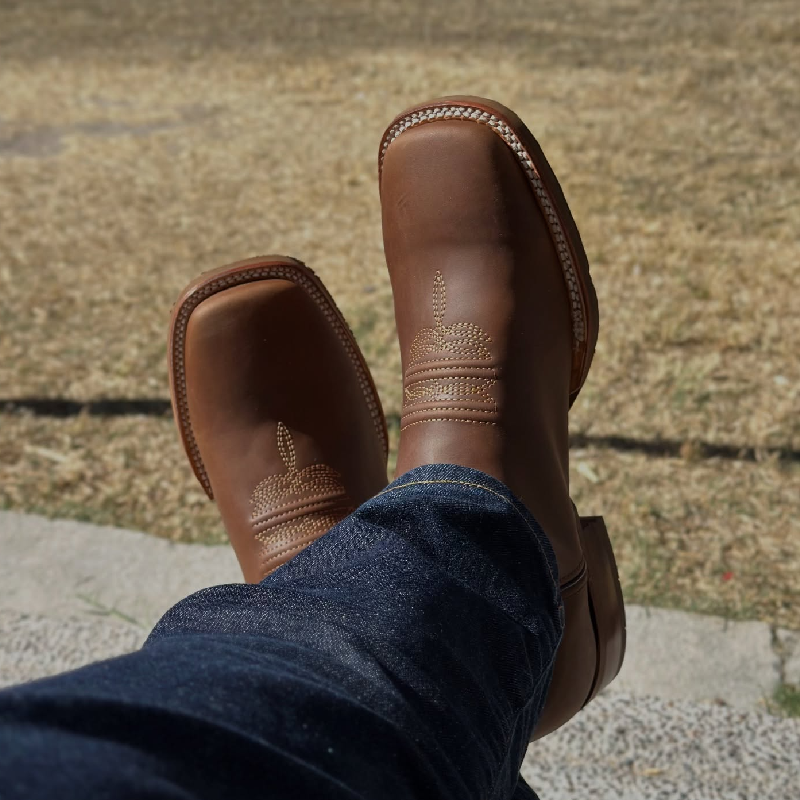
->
[531,515,625,741]
[578,515,626,702]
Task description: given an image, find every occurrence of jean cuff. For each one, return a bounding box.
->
[360,463,564,639]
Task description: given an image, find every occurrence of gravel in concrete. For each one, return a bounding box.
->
[523,693,800,800]
[0,610,145,688]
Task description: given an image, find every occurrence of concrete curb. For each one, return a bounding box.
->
[1,510,798,798]
[1,509,795,710]
[1,510,241,628]
[522,692,800,799]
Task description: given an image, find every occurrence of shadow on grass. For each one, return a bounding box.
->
[1,398,172,417]
[2,399,797,465]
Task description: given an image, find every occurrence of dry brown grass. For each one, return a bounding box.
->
[1,0,798,626]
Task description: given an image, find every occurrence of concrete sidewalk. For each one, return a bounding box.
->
[1,510,798,798]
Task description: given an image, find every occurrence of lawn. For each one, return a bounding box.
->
[1,0,798,627]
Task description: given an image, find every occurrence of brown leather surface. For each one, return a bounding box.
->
[535,581,596,738]
[381,119,582,575]
[179,273,388,583]
[580,516,627,703]
[379,97,601,408]
[380,108,599,736]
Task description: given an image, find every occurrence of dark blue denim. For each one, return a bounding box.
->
[0,465,563,800]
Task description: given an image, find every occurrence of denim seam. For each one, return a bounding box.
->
[489,647,558,800]
[487,645,560,800]
[379,478,563,797]
[378,479,559,591]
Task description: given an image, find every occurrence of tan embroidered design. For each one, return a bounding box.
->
[403,273,497,421]
[255,511,346,562]
[249,423,353,570]
[250,423,347,517]
[404,376,496,406]
[408,272,492,365]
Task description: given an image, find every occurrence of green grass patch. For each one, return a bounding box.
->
[770,684,800,718]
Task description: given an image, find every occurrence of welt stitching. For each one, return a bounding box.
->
[379,102,587,357]
[174,264,387,493]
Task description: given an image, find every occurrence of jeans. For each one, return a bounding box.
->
[0,465,564,800]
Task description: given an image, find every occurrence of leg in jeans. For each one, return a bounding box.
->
[0,465,562,800]
[0,89,623,800]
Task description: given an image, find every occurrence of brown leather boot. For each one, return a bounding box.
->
[379,97,625,739]
[168,256,389,583]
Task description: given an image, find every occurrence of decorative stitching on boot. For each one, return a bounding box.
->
[400,417,498,430]
[406,365,497,376]
[257,518,350,578]
[408,272,492,365]
[250,424,348,516]
[402,272,498,427]
[170,259,388,499]
[402,406,498,417]
[248,423,354,568]
[404,377,497,407]
[379,103,587,346]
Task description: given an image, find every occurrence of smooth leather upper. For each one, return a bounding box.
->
[183,278,388,582]
[382,121,580,574]
[380,117,597,732]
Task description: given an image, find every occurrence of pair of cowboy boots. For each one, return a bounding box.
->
[168,96,626,740]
